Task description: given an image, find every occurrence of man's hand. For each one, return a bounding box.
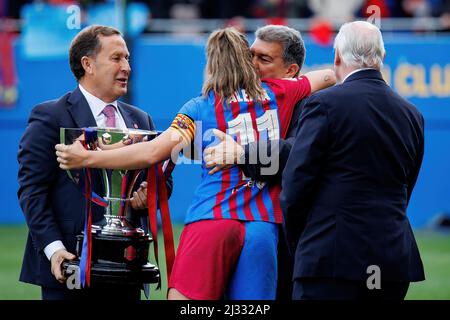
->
[204,129,244,175]
[130,181,148,210]
[50,249,76,284]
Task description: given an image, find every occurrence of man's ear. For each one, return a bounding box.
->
[286,63,300,78]
[334,49,341,66]
[81,56,94,75]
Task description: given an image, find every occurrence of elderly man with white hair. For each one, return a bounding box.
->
[280,21,425,300]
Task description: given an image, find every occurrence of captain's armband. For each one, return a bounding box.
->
[170,113,196,144]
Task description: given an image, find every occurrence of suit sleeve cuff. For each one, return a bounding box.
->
[44,240,66,261]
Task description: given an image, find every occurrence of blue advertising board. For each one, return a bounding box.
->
[1,33,449,227]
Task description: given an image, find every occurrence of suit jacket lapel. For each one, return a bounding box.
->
[118,102,139,129]
[67,87,98,128]
[66,87,106,217]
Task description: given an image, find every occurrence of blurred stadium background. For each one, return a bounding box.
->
[0,0,449,299]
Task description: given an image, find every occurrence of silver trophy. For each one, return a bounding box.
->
[60,127,160,286]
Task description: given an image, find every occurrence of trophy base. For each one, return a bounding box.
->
[79,233,152,265]
[63,232,160,286]
[63,260,160,286]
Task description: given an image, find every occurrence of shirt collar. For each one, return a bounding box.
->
[343,68,376,83]
[78,84,118,117]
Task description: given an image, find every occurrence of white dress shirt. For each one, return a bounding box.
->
[78,84,127,129]
[44,85,127,261]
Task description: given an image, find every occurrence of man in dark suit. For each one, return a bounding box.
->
[280,21,425,300]
[17,25,170,300]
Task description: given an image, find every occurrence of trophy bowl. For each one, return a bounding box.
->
[60,127,160,287]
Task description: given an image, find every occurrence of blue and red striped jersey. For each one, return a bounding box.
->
[175,77,311,224]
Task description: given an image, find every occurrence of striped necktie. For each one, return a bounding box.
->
[102,104,116,128]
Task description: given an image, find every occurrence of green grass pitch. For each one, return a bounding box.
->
[0,225,449,300]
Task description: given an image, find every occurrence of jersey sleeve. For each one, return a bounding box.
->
[264,76,311,107]
[281,76,311,103]
[262,77,312,139]
[170,98,199,144]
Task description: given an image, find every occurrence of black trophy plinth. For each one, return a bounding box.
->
[63,233,160,286]
[60,127,161,287]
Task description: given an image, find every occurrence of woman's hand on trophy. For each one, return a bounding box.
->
[55,141,89,169]
[130,181,148,209]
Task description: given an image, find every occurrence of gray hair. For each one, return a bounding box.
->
[333,21,385,70]
[255,25,305,76]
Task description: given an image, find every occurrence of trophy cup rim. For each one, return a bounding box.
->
[89,127,158,136]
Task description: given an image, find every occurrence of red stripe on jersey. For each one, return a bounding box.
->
[249,100,271,221]
[261,97,271,113]
[262,91,283,223]
[255,188,270,222]
[230,100,241,146]
[246,100,268,221]
[269,185,283,223]
[241,100,259,221]
[227,100,241,220]
[264,78,311,139]
[212,94,228,219]
[247,100,259,141]
[243,183,254,220]
[264,82,290,138]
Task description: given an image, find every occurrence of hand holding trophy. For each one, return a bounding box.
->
[59,127,160,289]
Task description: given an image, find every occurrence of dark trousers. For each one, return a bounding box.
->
[276,227,294,300]
[42,283,141,301]
[293,277,409,300]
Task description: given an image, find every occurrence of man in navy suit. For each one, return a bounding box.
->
[17,25,170,300]
[280,21,425,300]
